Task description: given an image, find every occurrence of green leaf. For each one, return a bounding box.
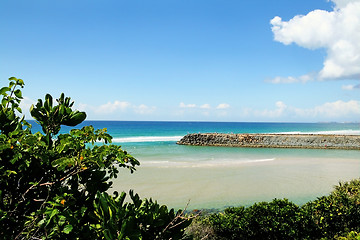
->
[46,209,59,226]
[63,224,73,234]
[58,215,66,226]
[37,218,46,227]
[17,78,24,85]
[99,194,110,218]
[6,170,17,176]
[64,111,87,126]
[16,107,22,113]
[51,157,76,171]
[1,98,7,106]
[44,94,53,111]
[14,89,23,99]
[9,81,15,88]
[0,87,10,95]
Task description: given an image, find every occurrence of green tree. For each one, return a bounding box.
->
[0,77,191,239]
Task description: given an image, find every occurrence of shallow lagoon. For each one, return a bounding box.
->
[112,142,360,210]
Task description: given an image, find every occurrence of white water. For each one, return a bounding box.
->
[112,136,183,143]
[277,129,360,135]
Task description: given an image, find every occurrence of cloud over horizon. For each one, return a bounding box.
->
[179,102,231,110]
[176,102,231,119]
[216,103,230,109]
[252,100,360,121]
[20,97,359,122]
[78,100,156,116]
[270,0,360,83]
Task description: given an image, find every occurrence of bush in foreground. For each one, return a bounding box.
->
[0,77,191,239]
[187,179,360,239]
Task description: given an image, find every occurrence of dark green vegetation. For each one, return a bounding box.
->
[187,179,360,239]
[0,77,191,239]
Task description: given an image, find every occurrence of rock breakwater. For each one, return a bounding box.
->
[177,133,360,150]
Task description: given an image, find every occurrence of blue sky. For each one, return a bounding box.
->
[1,0,359,122]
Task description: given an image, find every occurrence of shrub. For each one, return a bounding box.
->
[189,180,360,240]
[0,77,191,239]
[303,179,360,238]
[188,199,307,239]
[337,231,360,240]
[245,199,307,239]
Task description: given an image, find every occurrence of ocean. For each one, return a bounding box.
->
[30,121,360,210]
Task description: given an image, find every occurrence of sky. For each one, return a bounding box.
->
[1,0,360,122]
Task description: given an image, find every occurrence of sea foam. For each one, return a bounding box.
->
[112,136,183,143]
[277,129,360,135]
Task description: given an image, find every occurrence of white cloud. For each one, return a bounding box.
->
[19,96,36,119]
[133,104,156,114]
[216,103,230,109]
[255,101,287,118]
[179,102,197,108]
[78,100,156,117]
[252,100,360,120]
[296,100,360,118]
[342,84,355,90]
[76,103,88,112]
[176,102,230,118]
[271,0,360,81]
[200,104,211,109]
[179,103,228,110]
[342,84,360,90]
[95,101,131,114]
[19,96,36,111]
[179,102,230,110]
[268,74,314,84]
[330,0,359,8]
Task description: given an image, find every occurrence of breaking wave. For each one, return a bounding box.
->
[277,129,360,135]
[112,136,183,143]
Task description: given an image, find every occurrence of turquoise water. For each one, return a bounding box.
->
[30,121,360,209]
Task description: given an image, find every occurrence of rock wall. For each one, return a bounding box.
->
[177,133,360,150]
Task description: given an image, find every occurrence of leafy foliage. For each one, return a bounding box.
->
[92,191,192,240]
[30,93,86,136]
[0,77,26,134]
[195,199,309,240]
[188,179,360,240]
[337,231,360,240]
[303,178,360,239]
[0,77,191,239]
